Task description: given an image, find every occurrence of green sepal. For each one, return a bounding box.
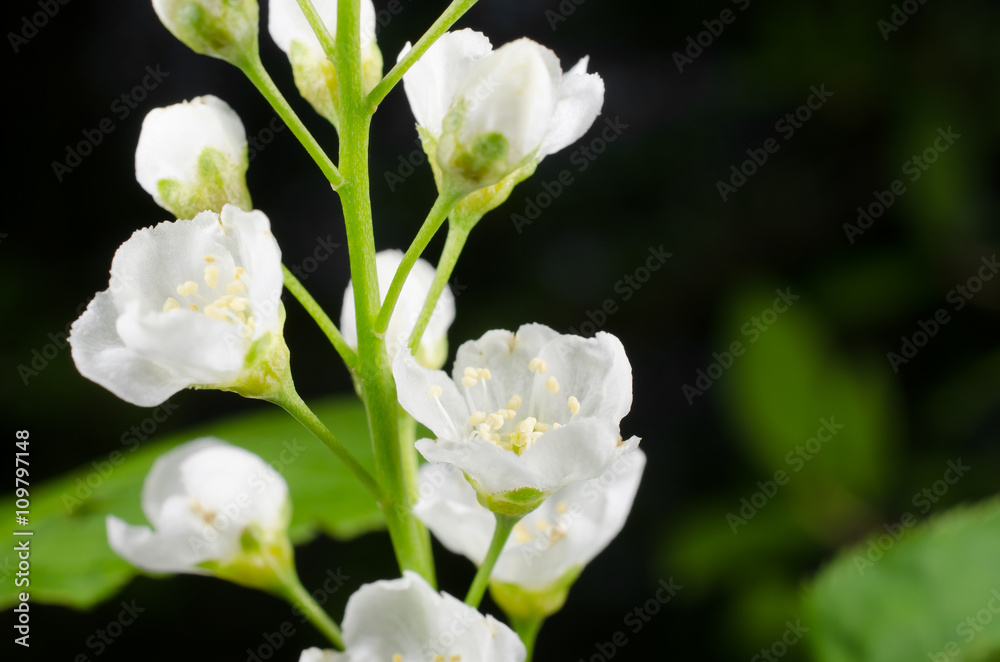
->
[198,518,296,594]
[489,565,584,620]
[290,40,341,129]
[468,475,548,518]
[164,0,260,66]
[156,146,252,219]
[417,126,539,231]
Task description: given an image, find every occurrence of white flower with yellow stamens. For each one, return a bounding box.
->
[106,437,293,586]
[321,571,525,661]
[69,205,286,407]
[414,448,645,593]
[393,323,636,516]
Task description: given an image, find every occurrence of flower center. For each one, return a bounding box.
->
[429,356,581,455]
[161,254,258,339]
[390,654,462,662]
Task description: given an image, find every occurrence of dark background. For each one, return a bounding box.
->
[4,0,999,660]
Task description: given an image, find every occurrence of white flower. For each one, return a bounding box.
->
[401,29,604,195]
[69,205,285,407]
[269,0,382,126]
[415,448,645,590]
[393,323,636,516]
[106,438,291,578]
[135,95,252,220]
[328,571,525,661]
[152,0,260,64]
[340,249,455,369]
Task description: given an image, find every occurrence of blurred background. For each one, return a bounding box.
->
[3,0,999,660]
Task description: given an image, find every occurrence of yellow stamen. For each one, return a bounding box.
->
[162,297,180,312]
[568,396,581,415]
[204,265,220,288]
[176,281,198,296]
[429,385,443,398]
[545,375,560,394]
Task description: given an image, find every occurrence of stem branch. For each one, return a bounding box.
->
[465,513,519,608]
[367,0,481,110]
[283,265,358,371]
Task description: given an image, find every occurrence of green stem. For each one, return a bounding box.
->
[267,386,384,502]
[366,0,481,110]
[277,571,345,649]
[408,222,469,352]
[294,0,338,62]
[373,193,461,336]
[282,265,358,371]
[238,54,345,189]
[335,0,435,584]
[465,513,519,608]
[511,616,544,661]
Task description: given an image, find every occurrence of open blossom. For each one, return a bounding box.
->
[324,571,525,661]
[269,0,382,127]
[135,95,252,220]
[340,250,455,369]
[393,323,636,516]
[401,29,604,196]
[152,0,259,64]
[415,448,645,591]
[106,438,291,583]
[69,205,285,407]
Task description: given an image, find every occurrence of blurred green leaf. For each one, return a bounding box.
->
[805,498,1000,662]
[721,286,901,504]
[1,396,382,610]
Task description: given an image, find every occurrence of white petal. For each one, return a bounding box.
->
[393,353,470,440]
[106,515,210,575]
[340,571,525,660]
[538,57,605,157]
[142,437,228,526]
[413,464,495,565]
[494,446,645,588]
[298,648,340,662]
[416,436,550,495]
[135,95,247,208]
[537,330,632,423]
[401,29,493,135]
[519,417,623,489]
[455,38,561,163]
[69,291,193,407]
[268,0,337,55]
[452,323,560,410]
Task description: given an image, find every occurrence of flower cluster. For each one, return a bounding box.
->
[75,0,642,658]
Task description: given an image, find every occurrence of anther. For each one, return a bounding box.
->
[545,376,560,394]
[203,254,216,263]
[555,501,568,514]
[176,281,198,296]
[567,396,580,415]
[204,265,220,288]
[506,394,523,410]
[162,297,181,312]
[528,357,548,374]
[467,411,486,426]
[429,385,443,398]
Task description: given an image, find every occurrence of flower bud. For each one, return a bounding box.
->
[152,0,260,65]
[135,95,252,220]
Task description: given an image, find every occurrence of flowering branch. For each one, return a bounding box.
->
[408,222,468,353]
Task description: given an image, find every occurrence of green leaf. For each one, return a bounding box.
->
[1,396,382,610]
[721,285,901,502]
[805,498,1000,662]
